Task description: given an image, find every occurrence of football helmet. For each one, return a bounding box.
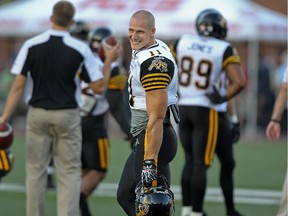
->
[135,175,175,216]
[88,26,112,53]
[195,9,228,40]
[70,20,90,41]
[0,149,14,178]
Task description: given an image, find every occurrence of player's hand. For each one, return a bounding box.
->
[266,121,281,142]
[205,85,227,104]
[141,159,157,187]
[104,41,121,63]
[231,122,240,143]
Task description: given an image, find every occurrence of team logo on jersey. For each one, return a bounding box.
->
[148,59,168,72]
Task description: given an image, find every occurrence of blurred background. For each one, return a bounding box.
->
[0,1,286,215]
[0,0,287,138]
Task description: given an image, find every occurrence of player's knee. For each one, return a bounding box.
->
[194,162,208,171]
[97,171,106,181]
[221,161,235,173]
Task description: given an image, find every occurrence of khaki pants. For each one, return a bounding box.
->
[26,107,82,216]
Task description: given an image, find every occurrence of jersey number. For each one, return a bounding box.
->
[149,50,162,56]
[179,56,212,90]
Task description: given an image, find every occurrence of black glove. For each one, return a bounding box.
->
[205,85,227,104]
[141,159,157,187]
[231,122,240,143]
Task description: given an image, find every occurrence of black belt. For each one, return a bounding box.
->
[164,109,171,124]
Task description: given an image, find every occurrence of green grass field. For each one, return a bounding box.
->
[0,134,287,216]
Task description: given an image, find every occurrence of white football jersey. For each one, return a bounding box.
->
[174,34,240,108]
[80,54,109,116]
[128,39,178,111]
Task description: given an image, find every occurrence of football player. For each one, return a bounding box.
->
[71,22,121,216]
[116,10,178,216]
[171,9,246,216]
[214,72,243,216]
[88,27,132,147]
[70,20,90,42]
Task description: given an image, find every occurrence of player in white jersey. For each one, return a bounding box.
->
[70,22,120,216]
[117,10,178,216]
[79,55,110,216]
[212,72,243,216]
[171,9,245,216]
[88,26,133,148]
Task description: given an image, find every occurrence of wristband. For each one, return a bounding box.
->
[229,115,239,124]
[271,119,280,123]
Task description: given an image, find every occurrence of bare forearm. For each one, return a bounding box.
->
[88,59,113,94]
[271,87,287,121]
[101,41,121,90]
[1,76,25,122]
[145,89,167,160]
[226,63,246,99]
[102,59,113,89]
[226,82,244,100]
[145,118,163,160]
[227,98,237,116]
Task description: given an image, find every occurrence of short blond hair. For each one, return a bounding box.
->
[131,10,155,29]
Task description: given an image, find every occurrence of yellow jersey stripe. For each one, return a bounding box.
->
[142,82,170,88]
[142,77,171,83]
[98,139,106,169]
[0,150,9,171]
[223,56,241,68]
[141,73,171,82]
[144,85,167,91]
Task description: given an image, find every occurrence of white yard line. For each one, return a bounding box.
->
[0,183,281,205]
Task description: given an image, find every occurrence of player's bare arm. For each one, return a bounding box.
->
[145,89,168,160]
[0,75,26,123]
[270,81,288,122]
[225,63,246,99]
[102,41,121,87]
[88,43,121,94]
[266,81,288,141]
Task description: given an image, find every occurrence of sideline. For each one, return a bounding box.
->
[0,182,281,205]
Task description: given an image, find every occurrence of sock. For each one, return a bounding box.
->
[190,211,204,216]
[80,193,91,216]
[181,206,192,216]
[47,166,54,175]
